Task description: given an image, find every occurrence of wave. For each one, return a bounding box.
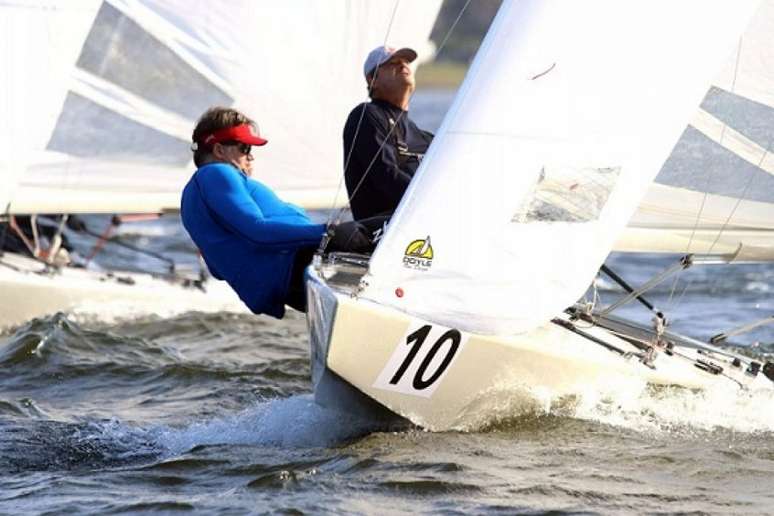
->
[572,381,774,435]
[155,395,381,454]
[0,395,383,473]
[453,375,774,437]
[0,314,170,370]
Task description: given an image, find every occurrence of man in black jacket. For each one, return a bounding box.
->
[343,46,434,221]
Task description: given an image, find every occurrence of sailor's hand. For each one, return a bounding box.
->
[328,221,374,253]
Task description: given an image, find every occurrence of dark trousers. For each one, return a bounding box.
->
[282,215,389,313]
[284,247,316,313]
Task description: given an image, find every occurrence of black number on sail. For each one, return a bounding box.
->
[389,325,461,390]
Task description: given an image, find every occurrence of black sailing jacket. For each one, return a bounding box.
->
[343,99,433,221]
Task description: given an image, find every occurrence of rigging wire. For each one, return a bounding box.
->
[665,36,745,312]
[702,144,769,257]
[324,0,474,233]
[665,141,771,318]
[326,0,403,224]
[340,113,408,218]
[82,218,177,273]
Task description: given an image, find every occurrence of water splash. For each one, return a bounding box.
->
[155,395,383,454]
[448,371,774,436]
[0,395,384,472]
[573,381,774,434]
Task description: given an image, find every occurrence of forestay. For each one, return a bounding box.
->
[0,0,441,214]
[620,0,774,259]
[363,0,760,335]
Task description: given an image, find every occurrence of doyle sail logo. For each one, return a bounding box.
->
[403,236,433,270]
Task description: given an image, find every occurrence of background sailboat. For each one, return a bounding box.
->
[0,0,442,329]
[620,0,774,258]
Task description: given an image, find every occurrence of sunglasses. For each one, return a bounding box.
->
[220,141,252,155]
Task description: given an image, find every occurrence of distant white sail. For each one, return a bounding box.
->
[0,0,441,214]
[621,0,774,258]
[363,0,760,335]
[0,0,99,211]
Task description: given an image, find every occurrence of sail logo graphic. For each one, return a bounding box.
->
[403,236,433,270]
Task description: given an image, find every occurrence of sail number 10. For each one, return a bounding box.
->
[373,322,469,398]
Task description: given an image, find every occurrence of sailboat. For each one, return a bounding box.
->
[307,0,774,430]
[0,0,442,330]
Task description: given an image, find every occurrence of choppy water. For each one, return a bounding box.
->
[3,90,774,514]
[3,302,774,514]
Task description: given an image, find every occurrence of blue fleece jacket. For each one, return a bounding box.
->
[180,162,325,318]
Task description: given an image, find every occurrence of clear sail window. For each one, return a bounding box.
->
[512,166,621,223]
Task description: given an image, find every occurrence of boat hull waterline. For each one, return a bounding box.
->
[307,267,773,431]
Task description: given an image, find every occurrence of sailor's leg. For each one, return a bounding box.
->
[284,246,316,312]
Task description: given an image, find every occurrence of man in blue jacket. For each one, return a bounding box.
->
[181,107,369,318]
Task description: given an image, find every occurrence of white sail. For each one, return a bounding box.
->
[620,0,774,257]
[0,0,441,214]
[363,0,760,335]
[0,0,100,211]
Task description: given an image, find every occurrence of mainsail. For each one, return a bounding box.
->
[0,0,441,214]
[363,0,761,335]
[619,0,774,259]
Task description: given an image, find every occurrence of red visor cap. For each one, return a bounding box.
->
[201,124,268,147]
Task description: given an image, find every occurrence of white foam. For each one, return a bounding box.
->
[745,281,770,293]
[571,380,774,434]
[76,386,774,460]
[155,395,379,455]
[449,372,774,435]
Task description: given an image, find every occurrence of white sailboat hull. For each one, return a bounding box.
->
[307,266,774,431]
[0,252,247,331]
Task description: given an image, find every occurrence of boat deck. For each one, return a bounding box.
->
[314,252,370,295]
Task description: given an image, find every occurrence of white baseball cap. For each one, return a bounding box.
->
[363,45,418,77]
